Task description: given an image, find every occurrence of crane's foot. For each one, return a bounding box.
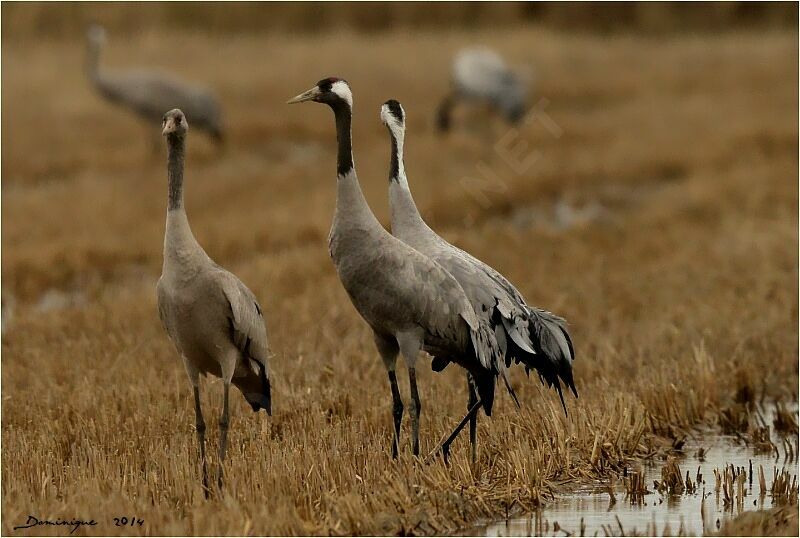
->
[423,440,452,465]
[424,399,483,465]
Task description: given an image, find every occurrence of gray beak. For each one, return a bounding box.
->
[287,86,321,104]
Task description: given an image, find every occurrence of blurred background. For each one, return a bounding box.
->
[2,1,797,300]
[2,2,797,37]
[1,3,798,534]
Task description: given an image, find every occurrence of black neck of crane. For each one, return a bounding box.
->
[389,131,402,183]
[167,135,185,211]
[330,99,353,177]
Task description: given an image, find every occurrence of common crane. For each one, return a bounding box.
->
[86,25,223,147]
[156,109,271,496]
[437,47,529,133]
[382,99,577,461]
[288,78,514,461]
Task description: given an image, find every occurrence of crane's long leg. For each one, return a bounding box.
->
[374,333,402,459]
[467,373,478,463]
[182,358,209,498]
[193,386,210,498]
[408,367,422,457]
[217,382,230,492]
[397,332,423,458]
[217,353,236,493]
[436,92,457,132]
[388,370,403,459]
[438,399,483,465]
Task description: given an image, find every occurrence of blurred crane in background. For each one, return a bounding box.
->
[86,25,224,149]
[436,46,531,133]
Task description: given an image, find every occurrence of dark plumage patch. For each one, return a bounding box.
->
[431,357,450,372]
[384,99,404,123]
[317,77,344,93]
[257,361,272,416]
[473,371,496,416]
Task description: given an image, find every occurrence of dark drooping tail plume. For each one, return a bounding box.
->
[495,307,577,415]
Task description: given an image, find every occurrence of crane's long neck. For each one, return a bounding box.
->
[389,130,406,185]
[167,135,186,211]
[387,127,430,238]
[164,135,203,269]
[331,100,381,231]
[333,100,354,176]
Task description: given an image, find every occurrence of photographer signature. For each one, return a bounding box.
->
[13,515,143,534]
[13,516,97,534]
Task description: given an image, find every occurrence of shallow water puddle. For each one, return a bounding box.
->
[475,432,798,536]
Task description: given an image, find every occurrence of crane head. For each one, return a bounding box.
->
[162,109,188,138]
[287,77,352,109]
[381,99,405,126]
[380,99,406,142]
[86,24,107,46]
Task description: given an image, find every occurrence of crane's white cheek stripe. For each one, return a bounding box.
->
[381,109,405,140]
[331,81,353,107]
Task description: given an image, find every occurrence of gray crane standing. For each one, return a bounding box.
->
[288,78,516,462]
[157,109,270,497]
[382,99,577,461]
[86,25,223,148]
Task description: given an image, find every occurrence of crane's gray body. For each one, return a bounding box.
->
[96,70,222,139]
[329,168,500,377]
[452,47,528,122]
[437,47,529,131]
[390,181,574,392]
[383,100,576,406]
[157,236,271,410]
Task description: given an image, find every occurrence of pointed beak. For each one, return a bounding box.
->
[287,86,321,104]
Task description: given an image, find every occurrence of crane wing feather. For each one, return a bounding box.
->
[218,272,271,373]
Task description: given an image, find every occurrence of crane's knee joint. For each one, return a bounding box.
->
[196,422,206,434]
[218,418,229,430]
[392,400,404,418]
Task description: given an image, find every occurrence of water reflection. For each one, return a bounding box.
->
[479,432,798,536]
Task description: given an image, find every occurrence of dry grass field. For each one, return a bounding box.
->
[2,22,798,536]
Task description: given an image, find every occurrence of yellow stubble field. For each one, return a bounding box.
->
[1,25,797,535]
